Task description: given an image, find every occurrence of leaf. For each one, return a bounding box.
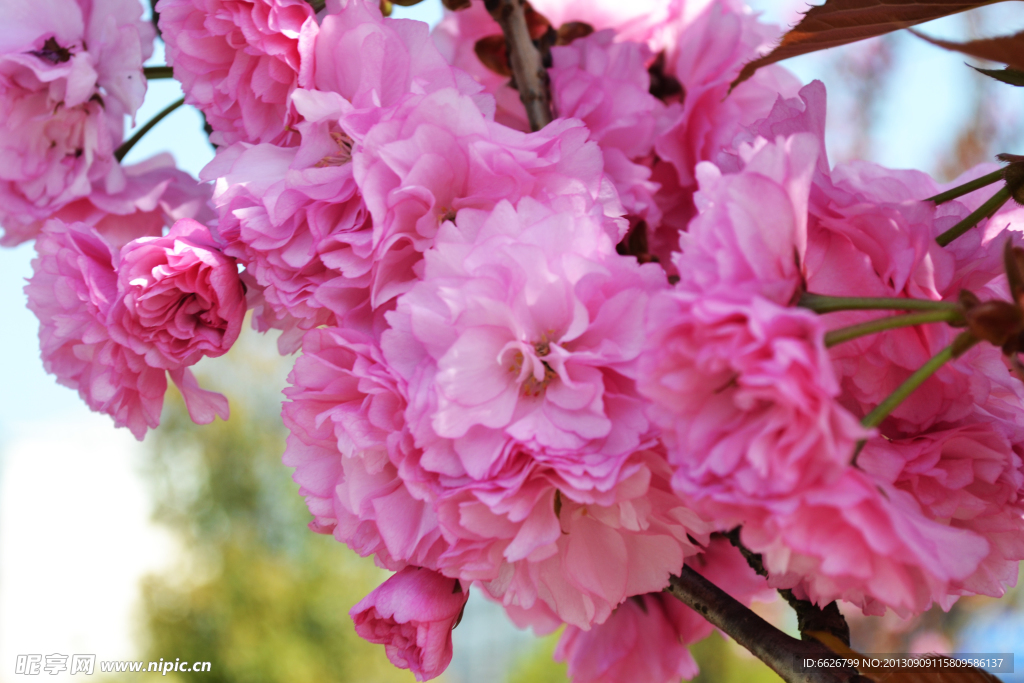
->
[730,0,1010,90]
[911,28,1024,70]
[972,65,1024,85]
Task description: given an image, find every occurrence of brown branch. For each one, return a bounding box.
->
[723,528,852,646]
[484,0,553,131]
[666,568,861,683]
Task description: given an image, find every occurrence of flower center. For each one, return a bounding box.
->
[499,340,557,398]
[315,131,353,167]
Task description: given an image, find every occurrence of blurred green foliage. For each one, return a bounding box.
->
[132,335,416,683]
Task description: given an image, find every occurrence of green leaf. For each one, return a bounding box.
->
[730,0,1011,91]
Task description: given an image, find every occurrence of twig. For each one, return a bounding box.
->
[666,568,859,683]
[484,0,553,131]
[723,529,852,646]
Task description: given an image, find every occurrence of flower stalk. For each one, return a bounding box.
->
[860,333,979,429]
[824,309,964,347]
[935,186,1012,247]
[798,292,959,314]
[115,97,185,162]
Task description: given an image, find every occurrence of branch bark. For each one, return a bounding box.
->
[484,0,553,131]
[666,568,861,683]
[724,529,851,645]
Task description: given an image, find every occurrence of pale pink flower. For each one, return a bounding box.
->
[0,0,154,235]
[436,449,710,629]
[648,0,802,267]
[155,0,317,146]
[805,160,1002,436]
[314,0,474,114]
[727,467,990,617]
[384,198,655,483]
[355,88,621,309]
[351,567,469,681]
[25,219,230,439]
[640,291,869,503]
[548,30,673,224]
[553,537,772,683]
[204,136,371,349]
[282,326,447,570]
[858,425,1024,601]
[3,153,214,248]
[673,133,819,304]
[110,218,246,369]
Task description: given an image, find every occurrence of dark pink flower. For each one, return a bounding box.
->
[156,0,317,146]
[25,219,230,438]
[110,218,246,369]
[351,567,469,681]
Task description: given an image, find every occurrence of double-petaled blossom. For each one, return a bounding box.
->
[351,567,469,681]
[2,153,214,247]
[25,218,242,439]
[354,88,621,309]
[155,0,318,146]
[554,537,773,683]
[283,326,447,570]
[109,218,246,369]
[374,198,711,628]
[0,0,154,239]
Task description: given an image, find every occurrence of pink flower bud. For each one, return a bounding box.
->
[351,567,468,681]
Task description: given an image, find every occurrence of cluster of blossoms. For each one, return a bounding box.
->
[4,0,1024,681]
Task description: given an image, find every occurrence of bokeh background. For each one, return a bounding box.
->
[2,1,1023,681]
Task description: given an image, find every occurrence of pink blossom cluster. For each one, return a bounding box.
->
[3,0,1024,682]
[1,0,246,437]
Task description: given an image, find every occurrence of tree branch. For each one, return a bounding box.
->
[484,0,553,131]
[723,529,852,646]
[666,567,860,683]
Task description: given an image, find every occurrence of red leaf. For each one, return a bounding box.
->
[730,0,1011,90]
[911,28,1024,70]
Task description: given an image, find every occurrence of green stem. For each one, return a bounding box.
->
[824,310,964,348]
[798,292,959,314]
[860,334,979,429]
[935,186,1012,247]
[143,66,174,79]
[926,169,1005,205]
[115,98,185,162]
[306,0,326,11]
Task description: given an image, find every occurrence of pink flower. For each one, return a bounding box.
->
[554,593,703,683]
[858,425,1024,601]
[804,160,1001,436]
[436,448,710,629]
[3,153,214,247]
[384,198,655,483]
[673,133,819,304]
[728,468,990,617]
[110,218,246,369]
[354,88,621,308]
[0,0,154,234]
[283,326,447,569]
[640,291,869,502]
[548,30,673,224]
[155,0,318,146]
[204,136,372,349]
[313,0,471,113]
[553,537,772,683]
[351,567,469,681]
[25,219,231,439]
